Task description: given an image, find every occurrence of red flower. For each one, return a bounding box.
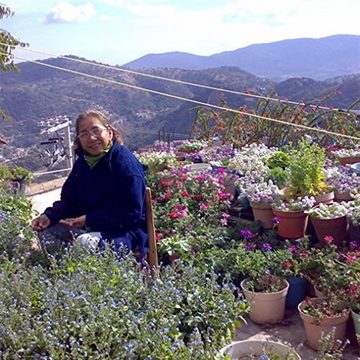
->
[281,259,294,270]
[160,179,173,186]
[155,233,163,242]
[181,190,189,197]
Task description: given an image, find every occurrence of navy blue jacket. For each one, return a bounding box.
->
[44,141,148,255]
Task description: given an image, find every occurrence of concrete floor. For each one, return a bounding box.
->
[236,309,359,359]
[30,187,61,215]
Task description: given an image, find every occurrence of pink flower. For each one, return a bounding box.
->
[200,202,209,211]
[220,213,230,226]
[324,235,334,243]
[181,190,189,197]
[217,190,229,201]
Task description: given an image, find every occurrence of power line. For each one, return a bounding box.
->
[3,52,360,141]
[3,43,351,113]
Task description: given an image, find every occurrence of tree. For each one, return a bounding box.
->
[0,3,27,71]
[0,3,27,143]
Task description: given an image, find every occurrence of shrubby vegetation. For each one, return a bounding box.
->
[0,251,247,358]
[0,164,248,359]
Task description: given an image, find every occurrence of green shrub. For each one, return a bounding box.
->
[0,251,248,359]
[0,186,33,259]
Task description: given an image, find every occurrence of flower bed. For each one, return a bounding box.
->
[3,134,360,358]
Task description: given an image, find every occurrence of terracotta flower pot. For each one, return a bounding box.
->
[272,209,309,239]
[314,191,334,205]
[338,156,360,165]
[351,309,360,346]
[219,340,301,359]
[314,285,324,298]
[310,215,348,247]
[334,190,353,202]
[240,279,289,324]
[250,201,274,229]
[298,299,350,351]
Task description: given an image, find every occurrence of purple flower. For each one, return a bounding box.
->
[240,229,254,240]
[289,245,298,253]
[272,216,280,225]
[244,243,256,251]
[262,243,272,252]
[349,240,360,250]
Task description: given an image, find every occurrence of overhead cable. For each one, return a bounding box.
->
[4,52,360,141]
[3,43,350,113]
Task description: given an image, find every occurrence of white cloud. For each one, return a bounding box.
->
[110,0,360,56]
[45,1,95,24]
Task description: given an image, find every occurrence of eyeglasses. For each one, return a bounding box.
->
[78,127,108,141]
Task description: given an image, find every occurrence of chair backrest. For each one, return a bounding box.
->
[144,187,158,269]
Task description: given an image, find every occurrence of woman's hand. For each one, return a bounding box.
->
[59,215,86,228]
[31,214,50,231]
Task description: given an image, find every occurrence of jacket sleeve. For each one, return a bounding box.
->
[43,167,78,226]
[85,174,145,231]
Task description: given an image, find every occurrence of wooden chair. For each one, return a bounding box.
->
[144,187,158,269]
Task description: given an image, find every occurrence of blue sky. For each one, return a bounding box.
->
[2,0,360,66]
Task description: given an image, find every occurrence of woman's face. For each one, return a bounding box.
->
[77,116,112,156]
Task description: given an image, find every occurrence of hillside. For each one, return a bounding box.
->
[0,58,274,151]
[124,35,360,81]
[0,57,359,173]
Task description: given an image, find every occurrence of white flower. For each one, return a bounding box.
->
[306,202,350,219]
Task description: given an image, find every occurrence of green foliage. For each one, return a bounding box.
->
[266,149,291,169]
[0,164,32,183]
[0,4,27,71]
[0,183,34,259]
[317,328,349,360]
[192,92,360,150]
[286,137,329,198]
[268,167,289,189]
[0,251,248,358]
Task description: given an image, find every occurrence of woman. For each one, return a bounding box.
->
[31,110,148,257]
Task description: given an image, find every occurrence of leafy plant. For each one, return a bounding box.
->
[0,251,249,358]
[299,296,349,321]
[242,271,288,293]
[286,137,329,198]
[317,328,349,360]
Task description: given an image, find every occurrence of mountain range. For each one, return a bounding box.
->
[124,35,360,81]
[0,35,359,171]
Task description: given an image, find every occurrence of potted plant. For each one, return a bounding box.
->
[219,339,301,359]
[135,150,178,173]
[176,140,207,153]
[298,296,350,351]
[239,179,279,229]
[306,202,349,246]
[240,266,289,324]
[285,137,333,204]
[347,205,360,241]
[349,285,360,346]
[325,166,360,201]
[271,196,316,239]
[332,147,360,165]
[270,244,309,309]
